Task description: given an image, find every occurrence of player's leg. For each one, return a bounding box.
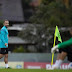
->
[57,52,67,67]
[4,54,9,68]
[0,54,4,59]
[52,48,63,69]
[3,48,10,68]
[55,52,67,69]
[52,52,67,69]
[57,53,61,60]
[55,48,63,63]
[52,53,62,69]
[60,52,67,60]
[67,46,72,69]
[0,48,4,59]
[54,53,61,65]
[59,46,72,69]
[4,54,8,64]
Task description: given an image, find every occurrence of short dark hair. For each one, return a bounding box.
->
[4,19,9,23]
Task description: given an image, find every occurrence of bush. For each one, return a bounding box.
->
[29,1,72,27]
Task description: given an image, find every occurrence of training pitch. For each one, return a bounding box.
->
[0,69,72,72]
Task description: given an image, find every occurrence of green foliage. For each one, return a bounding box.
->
[18,24,53,52]
[42,0,55,5]
[30,1,72,27]
[0,20,3,24]
[18,25,36,43]
[13,46,25,53]
[13,45,34,53]
[0,20,3,29]
[18,1,72,53]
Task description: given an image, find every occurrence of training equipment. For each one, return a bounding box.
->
[51,45,58,53]
[51,26,62,65]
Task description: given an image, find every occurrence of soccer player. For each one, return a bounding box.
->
[0,20,9,68]
[51,28,72,69]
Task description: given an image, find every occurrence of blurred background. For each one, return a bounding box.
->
[0,0,72,69]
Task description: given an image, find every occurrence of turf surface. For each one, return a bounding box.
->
[0,69,72,72]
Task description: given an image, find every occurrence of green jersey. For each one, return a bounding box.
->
[58,38,72,49]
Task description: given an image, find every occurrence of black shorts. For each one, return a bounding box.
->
[59,46,72,62]
[59,48,64,53]
[0,48,8,54]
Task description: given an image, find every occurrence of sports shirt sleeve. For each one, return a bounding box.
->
[58,38,72,49]
[1,29,6,44]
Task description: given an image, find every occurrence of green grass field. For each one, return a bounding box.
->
[0,69,72,72]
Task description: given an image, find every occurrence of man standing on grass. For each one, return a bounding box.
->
[0,20,10,68]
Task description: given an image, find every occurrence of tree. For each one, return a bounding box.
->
[0,20,3,28]
[29,1,72,27]
[18,24,54,52]
[18,1,72,53]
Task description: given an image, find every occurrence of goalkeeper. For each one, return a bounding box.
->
[51,28,72,69]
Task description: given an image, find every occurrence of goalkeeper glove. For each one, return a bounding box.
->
[51,45,58,53]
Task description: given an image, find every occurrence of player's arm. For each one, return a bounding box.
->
[51,38,72,53]
[1,29,8,47]
[58,38,72,49]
